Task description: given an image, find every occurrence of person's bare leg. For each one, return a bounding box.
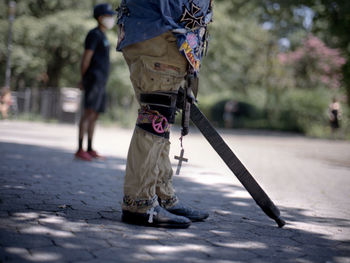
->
[78,109,93,150]
[87,111,99,151]
[0,105,9,119]
[75,109,95,161]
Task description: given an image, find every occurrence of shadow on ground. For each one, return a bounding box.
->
[0,142,349,262]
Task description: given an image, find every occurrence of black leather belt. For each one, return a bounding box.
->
[140,92,178,109]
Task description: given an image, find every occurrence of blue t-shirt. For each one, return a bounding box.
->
[117,0,213,72]
[84,27,110,83]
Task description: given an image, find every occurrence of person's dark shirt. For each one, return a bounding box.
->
[84,27,110,84]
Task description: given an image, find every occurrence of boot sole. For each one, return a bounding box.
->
[166,210,209,222]
[121,213,191,229]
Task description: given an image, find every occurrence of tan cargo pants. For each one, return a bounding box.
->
[122,31,188,213]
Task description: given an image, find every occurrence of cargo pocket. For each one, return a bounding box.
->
[139,57,187,93]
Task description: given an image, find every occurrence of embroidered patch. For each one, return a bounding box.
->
[186,33,198,48]
[153,63,181,74]
[180,2,204,30]
[137,106,170,133]
[160,196,178,208]
[123,195,158,208]
[177,0,213,73]
[179,40,200,72]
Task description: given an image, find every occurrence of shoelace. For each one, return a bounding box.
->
[146,207,158,223]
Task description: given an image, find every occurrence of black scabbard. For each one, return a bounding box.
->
[181,87,191,136]
[181,73,196,136]
[190,103,286,228]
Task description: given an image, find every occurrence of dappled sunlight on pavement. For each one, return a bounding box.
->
[0,121,350,262]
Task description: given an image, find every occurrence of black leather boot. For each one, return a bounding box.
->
[164,202,209,222]
[122,205,191,228]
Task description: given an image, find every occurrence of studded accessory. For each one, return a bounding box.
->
[123,195,158,209]
[159,196,178,209]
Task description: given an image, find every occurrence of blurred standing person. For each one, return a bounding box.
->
[0,88,12,120]
[223,100,238,128]
[328,97,341,137]
[75,3,116,161]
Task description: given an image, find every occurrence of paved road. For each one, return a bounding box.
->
[0,121,349,263]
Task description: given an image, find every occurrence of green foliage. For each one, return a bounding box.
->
[200,87,348,137]
[0,0,121,88]
[279,35,346,90]
[263,0,350,105]
[1,0,349,139]
[200,1,274,95]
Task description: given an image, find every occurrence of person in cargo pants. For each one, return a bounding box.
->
[116,0,213,228]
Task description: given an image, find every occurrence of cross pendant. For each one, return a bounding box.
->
[174,149,188,175]
[147,207,157,223]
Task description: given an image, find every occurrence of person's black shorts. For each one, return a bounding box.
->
[83,73,107,113]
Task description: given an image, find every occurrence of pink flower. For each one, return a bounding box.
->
[278,34,346,89]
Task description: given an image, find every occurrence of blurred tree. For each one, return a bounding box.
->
[0,0,348,134]
[200,0,295,125]
[261,0,350,105]
[279,34,346,90]
[0,0,120,89]
[201,0,278,94]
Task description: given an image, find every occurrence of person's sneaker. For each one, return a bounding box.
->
[122,205,191,228]
[75,149,92,161]
[164,202,209,222]
[87,150,105,160]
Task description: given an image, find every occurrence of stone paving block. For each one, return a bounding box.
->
[19,225,75,239]
[83,224,124,239]
[0,231,53,249]
[104,238,134,249]
[0,193,21,202]
[63,209,101,220]
[52,235,110,251]
[0,188,33,195]
[334,257,350,263]
[19,193,57,202]
[0,210,9,217]
[91,247,147,262]
[290,232,336,247]
[97,210,122,221]
[0,217,39,233]
[88,219,136,234]
[335,241,350,256]
[38,217,90,234]
[75,259,116,263]
[198,224,259,240]
[0,203,29,211]
[0,246,32,263]
[28,246,94,262]
[25,203,64,212]
[210,217,264,233]
[184,244,257,262]
[296,244,342,261]
[245,224,295,238]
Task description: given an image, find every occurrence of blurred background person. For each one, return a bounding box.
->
[223,100,238,129]
[0,88,12,120]
[328,97,341,137]
[75,3,116,161]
